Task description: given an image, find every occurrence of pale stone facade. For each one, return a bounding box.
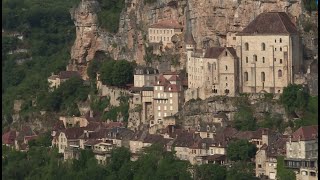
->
[148,19,183,49]
[152,73,184,127]
[236,12,302,94]
[186,46,238,101]
[133,66,158,87]
[47,71,80,91]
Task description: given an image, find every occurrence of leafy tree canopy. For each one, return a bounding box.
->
[227,139,257,162]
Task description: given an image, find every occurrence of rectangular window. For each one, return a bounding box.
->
[155,86,157,90]
[170,93,172,97]
[158,112,161,117]
[164,106,167,110]
[158,106,161,110]
[158,93,160,98]
[160,86,163,90]
[164,113,167,117]
[170,99,173,104]
[170,106,173,110]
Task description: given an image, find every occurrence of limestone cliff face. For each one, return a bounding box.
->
[69,0,303,79]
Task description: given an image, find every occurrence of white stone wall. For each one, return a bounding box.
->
[237,35,300,94]
[148,27,182,48]
[97,82,130,106]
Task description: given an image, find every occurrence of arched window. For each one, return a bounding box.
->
[244,72,248,81]
[280,59,283,64]
[262,57,265,63]
[280,38,282,43]
[245,43,249,51]
[226,83,228,87]
[246,57,248,63]
[261,43,266,51]
[280,47,282,51]
[253,55,257,62]
[261,72,265,82]
[225,66,228,71]
[278,70,282,78]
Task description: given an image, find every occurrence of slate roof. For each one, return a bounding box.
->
[64,127,84,139]
[150,19,183,29]
[291,125,318,142]
[238,12,298,35]
[204,47,237,59]
[173,132,201,147]
[143,134,164,144]
[185,32,196,45]
[58,71,81,79]
[164,84,181,92]
[135,66,159,75]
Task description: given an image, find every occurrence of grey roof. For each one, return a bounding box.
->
[238,12,298,35]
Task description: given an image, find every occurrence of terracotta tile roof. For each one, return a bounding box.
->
[2,130,17,145]
[264,134,288,157]
[291,125,318,142]
[84,111,102,121]
[106,127,134,140]
[238,12,298,35]
[168,75,181,81]
[64,127,84,140]
[131,130,147,141]
[150,19,183,29]
[58,71,81,80]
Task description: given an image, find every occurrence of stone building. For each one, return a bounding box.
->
[236,12,302,94]
[48,71,81,91]
[152,73,184,127]
[186,42,239,101]
[133,66,159,87]
[285,125,318,180]
[148,19,183,51]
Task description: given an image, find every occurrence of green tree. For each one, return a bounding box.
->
[111,60,134,87]
[227,139,257,162]
[280,84,309,114]
[234,103,257,131]
[87,58,102,80]
[100,60,116,85]
[276,156,296,180]
[196,163,227,180]
[227,162,258,180]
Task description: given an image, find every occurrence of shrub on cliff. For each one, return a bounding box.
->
[97,0,125,33]
[100,60,134,87]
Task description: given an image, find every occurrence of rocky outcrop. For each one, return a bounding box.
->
[175,96,287,128]
[69,0,303,79]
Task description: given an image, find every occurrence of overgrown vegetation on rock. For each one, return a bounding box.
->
[97,0,125,33]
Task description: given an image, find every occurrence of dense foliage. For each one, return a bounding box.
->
[99,59,135,87]
[37,77,89,115]
[227,139,257,162]
[226,162,258,180]
[280,84,309,114]
[233,98,257,131]
[276,156,296,180]
[303,0,318,12]
[2,0,80,126]
[97,0,125,33]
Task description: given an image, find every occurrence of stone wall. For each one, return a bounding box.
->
[97,81,130,106]
[176,96,287,128]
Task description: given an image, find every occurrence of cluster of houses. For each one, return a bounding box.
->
[3,10,314,180]
[3,118,317,180]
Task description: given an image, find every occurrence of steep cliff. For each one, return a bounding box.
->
[69,0,303,79]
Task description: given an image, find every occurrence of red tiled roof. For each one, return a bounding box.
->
[150,19,183,29]
[2,130,16,145]
[238,12,298,35]
[168,75,181,81]
[291,125,318,141]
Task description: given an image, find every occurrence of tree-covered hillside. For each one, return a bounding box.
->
[2,0,82,128]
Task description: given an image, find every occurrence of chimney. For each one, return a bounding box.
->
[90,110,93,118]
